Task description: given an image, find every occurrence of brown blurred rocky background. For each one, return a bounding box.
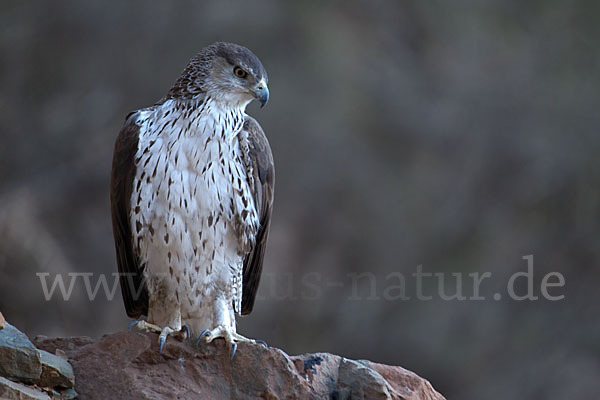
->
[1,1,599,399]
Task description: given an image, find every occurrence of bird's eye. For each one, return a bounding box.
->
[233,66,248,79]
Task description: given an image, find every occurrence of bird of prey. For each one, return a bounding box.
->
[110,42,274,356]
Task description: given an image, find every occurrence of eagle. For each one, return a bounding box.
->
[110,42,274,356]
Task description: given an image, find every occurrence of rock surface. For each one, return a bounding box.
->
[0,320,77,399]
[38,349,75,389]
[0,376,50,400]
[0,323,42,384]
[33,331,445,400]
[0,311,5,330]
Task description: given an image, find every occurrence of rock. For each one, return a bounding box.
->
[0,311,5,330]
[0,323,42,384]
[59,388,78,400]
[33,336,94,355]
[38,349,74,389]
[361,360,443,400]
[36,331,445,400]
[0,376,50,400]
[54,349,68,361]
[289,354,444,400]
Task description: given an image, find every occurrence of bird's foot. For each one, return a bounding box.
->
[129,320,189,354]
[195,325,267,359]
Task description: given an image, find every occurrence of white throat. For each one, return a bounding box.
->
[142,95,247,142]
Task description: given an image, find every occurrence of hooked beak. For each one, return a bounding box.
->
[252,81,269,108]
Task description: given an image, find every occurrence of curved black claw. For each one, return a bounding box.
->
[159,336,166,354]
[182,325,191,341]
[195,329,211,347]
[230,342,237,360]
[255,339,268,348]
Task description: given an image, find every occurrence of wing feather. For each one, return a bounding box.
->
[110,114,149,318]
[241,116,275,315]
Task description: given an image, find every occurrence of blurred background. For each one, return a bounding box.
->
[1,1,599,398]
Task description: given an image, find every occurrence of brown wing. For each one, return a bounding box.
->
[110,113,149,318]
[241,116,275,315]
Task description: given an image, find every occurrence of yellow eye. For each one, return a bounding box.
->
[233,66,248,79]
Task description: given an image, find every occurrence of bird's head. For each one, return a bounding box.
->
[168,42,269,109]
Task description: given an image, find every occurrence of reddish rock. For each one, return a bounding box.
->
[34,331,445,400]
[33,336,95,354]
